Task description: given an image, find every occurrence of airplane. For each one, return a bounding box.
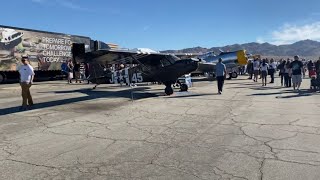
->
[72,44,199,95]
[194,49,248,79]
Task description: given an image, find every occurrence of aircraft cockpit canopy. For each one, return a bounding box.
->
[166,55,179,63]
[160,58,172,67]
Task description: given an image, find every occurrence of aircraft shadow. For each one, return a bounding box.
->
[0,87,158,116]
[166,93,220,98]
[226,82,256,85]
[248,89,320,98]
[227,86,285,90]
[191,78,214,82]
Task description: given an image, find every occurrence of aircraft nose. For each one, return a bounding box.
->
[178,59,199,69]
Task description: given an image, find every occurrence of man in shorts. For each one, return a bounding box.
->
[289,55,304,91]
[253,58,260,82]
[18,56,35,110]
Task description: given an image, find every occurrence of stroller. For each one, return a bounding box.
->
[310,67,320,91]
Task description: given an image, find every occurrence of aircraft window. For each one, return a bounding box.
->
[160,59,171,67]
[166,55,178,64]
[12,32,21,39]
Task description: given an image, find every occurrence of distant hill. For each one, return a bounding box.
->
[161,39,320,59]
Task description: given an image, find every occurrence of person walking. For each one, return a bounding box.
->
[18,56,35,111]
[79,63,86,83]
[307,60,314,78]
[260,59,269,86]
[215,58,227,94]
[253,58,260,82]
[277,60,286,86]
[269,59,276,83]
[284,60,292,87]
[84,63,90,84]
[74,62,81,83]
[289,55,304,91]
[247,60,253,79]
[67,59,74,84]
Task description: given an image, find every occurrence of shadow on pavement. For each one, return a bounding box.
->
[227,85,284,90]
[248,89,320,98]
[0,87,157,116]
[167,92,220,98]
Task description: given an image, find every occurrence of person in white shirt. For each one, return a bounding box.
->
[18,56,35,110]
[269,58,277,83]
[260,59,269,86]
[253,58,260,82]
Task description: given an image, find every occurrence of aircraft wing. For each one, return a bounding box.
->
[84,49,177,65]
[196,62,216,73]
[171,53,202,59]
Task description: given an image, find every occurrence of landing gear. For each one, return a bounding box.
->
[231,72,238,78]
[165,85,174,95]
[180,83,188,92]
[93,84,100,89]
[227,72,238,80]
[164,82,174,95]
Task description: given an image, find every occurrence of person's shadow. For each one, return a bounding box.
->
[0,87,157,116]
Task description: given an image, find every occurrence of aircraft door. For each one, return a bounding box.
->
[71,43,85,63]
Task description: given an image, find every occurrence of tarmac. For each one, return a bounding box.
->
[0,76,320,180]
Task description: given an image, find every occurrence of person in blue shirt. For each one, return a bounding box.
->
[215,58,227,94]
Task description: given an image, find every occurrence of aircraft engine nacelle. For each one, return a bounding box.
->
[204,50,247,65]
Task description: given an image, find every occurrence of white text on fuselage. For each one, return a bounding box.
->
[110,68,143,84]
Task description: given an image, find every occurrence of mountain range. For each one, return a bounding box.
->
[161,39,320,59]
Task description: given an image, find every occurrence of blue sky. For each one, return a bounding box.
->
[1,0,320,50]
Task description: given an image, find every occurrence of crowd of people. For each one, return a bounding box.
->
[61,59,90,84]
[245,55,320,91]
[17,55,320,110]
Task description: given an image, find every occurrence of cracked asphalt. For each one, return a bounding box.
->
[0,76,320,180]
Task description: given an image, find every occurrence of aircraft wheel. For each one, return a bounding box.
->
[180,83,188,92]
[231,72,238,78]
[0,73,5,84]
[165,86,174,95]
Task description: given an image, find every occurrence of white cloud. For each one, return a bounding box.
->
[256,37,265,44]
[269,22,320,45]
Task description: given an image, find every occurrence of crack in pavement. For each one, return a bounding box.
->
[6,158,60,169]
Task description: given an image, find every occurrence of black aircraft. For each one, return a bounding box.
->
[73,46,199,95]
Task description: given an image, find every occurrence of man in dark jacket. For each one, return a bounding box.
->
[247,60,253,79]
